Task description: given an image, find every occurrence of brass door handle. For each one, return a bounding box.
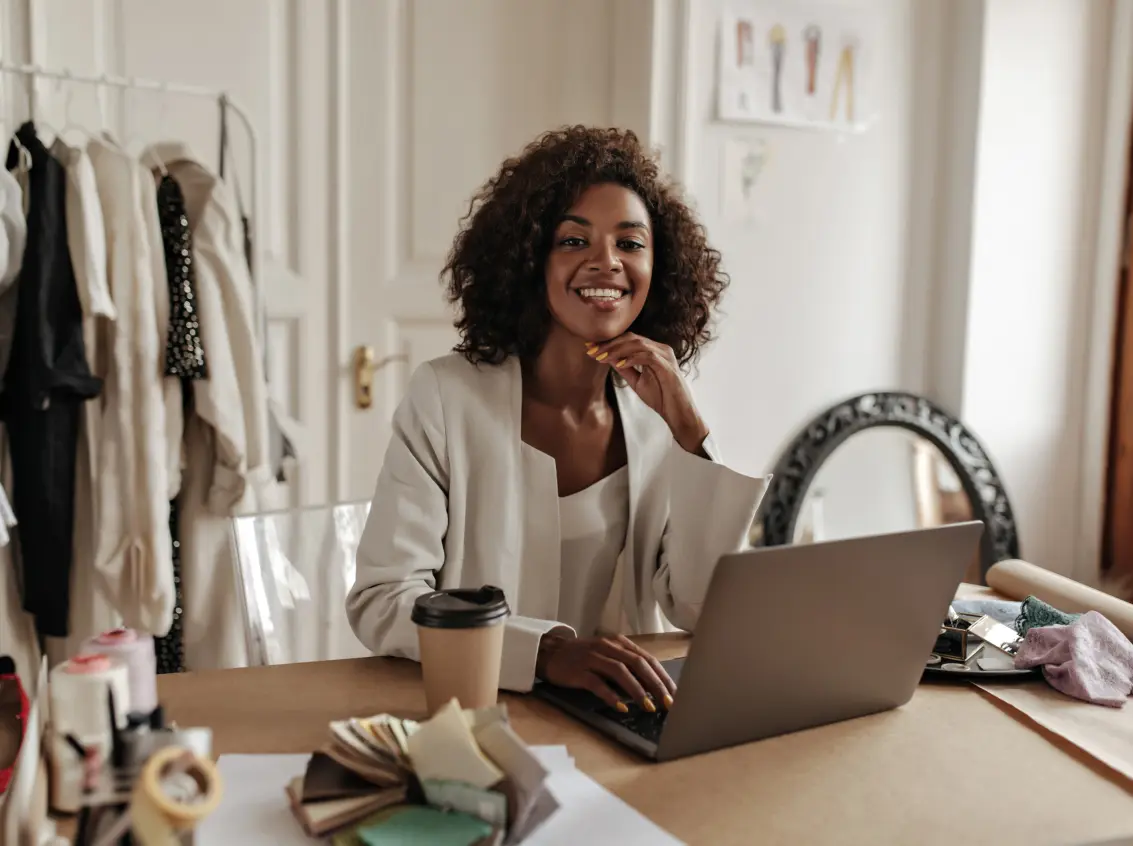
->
[353,346,407,409]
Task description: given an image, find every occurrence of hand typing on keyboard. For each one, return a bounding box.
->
[536,633,676,713]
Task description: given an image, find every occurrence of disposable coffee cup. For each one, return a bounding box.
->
[412,586,510,715]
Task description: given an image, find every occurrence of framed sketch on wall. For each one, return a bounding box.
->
[718,2,880,133]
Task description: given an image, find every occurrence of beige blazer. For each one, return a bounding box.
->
[346,354,770,692]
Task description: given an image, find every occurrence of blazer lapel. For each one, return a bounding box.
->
[511,359,561,621]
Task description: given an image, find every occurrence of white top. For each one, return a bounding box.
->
[557,463,630,638]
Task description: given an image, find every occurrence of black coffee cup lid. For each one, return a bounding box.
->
[411,586,510,629]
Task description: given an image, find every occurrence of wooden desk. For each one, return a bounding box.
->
[157,634,1133,846]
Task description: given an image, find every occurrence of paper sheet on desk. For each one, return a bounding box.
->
[198,748,683,846]
[976,683,1133,783]
[198,754,313,845]
[525,747,685,845]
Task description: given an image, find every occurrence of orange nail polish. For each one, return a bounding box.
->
[615,359,627,368]
[615,701,629,714]
[642,697,656,713]
[663,694,674,710]
[595,352,609,362]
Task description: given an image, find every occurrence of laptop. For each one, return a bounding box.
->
[534,521,984,762]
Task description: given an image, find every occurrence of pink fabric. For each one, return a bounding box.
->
[1014,611,1133,707]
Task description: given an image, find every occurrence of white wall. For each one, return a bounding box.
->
[953,0,1115,579]
[671,0,1121,579]
[678,0,940,528]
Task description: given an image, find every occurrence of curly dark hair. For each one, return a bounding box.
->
[442,126,728,368]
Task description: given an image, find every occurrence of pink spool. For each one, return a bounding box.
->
[65,653,111,674]
[79,627,158,715]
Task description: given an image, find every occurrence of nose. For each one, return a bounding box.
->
[587,238,622,273]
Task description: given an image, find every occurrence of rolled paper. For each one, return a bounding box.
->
[79,628,158,715]
[986,559,1133,641]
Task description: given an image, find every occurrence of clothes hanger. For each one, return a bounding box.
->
[150,86,169,176]
[56,72,89,147]
[8,77,33,175]
[126,86,168,175]
[31,76,65,148]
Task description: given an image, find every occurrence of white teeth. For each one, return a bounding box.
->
[576,287,626,300]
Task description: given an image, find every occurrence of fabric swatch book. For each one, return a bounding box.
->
[285,698,558,843]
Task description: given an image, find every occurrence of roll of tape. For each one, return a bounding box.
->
[130,746,222,845]
[48,654,130,751]
[79,628,158,715]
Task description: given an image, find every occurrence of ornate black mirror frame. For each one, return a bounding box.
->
[759,392,1020,582]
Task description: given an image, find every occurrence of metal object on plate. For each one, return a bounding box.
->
[968,615,1024,657]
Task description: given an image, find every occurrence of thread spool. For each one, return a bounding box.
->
[48,654,129,751]
[129,746,222,845]
[79,628,158,716]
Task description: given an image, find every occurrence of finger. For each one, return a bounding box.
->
[616,363,642,389]
[604,639,670,709]
[594,643,663,712]
[591,654,649,708]
[616,635,678,699]
[579,672,629,712]
[587,335,654,365]
[610,350,658,375]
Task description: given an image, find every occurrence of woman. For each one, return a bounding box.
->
[346,127,767,713]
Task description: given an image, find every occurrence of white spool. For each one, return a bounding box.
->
[48,653,129,752]
[79,628,158,715]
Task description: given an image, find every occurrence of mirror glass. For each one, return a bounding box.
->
[793,427,973,545]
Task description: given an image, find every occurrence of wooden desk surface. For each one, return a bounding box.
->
[157,634,1133,846]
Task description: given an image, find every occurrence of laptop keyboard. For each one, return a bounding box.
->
[594,702,668,743]
[537,658,684,745]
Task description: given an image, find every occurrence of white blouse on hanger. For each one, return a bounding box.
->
[0,167,26,390]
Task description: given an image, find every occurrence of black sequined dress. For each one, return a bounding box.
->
[153,175,207,674]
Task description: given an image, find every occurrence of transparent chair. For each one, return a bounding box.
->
[230,501,374,666]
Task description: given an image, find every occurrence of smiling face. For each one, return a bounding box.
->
[544,182,653,344]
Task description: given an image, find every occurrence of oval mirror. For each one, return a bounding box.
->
[758,392,1019,583]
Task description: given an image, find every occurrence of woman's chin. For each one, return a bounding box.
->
[571,314,635,343]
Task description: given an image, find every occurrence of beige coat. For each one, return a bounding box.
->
[87,137,174,638]
[346,354,770,692]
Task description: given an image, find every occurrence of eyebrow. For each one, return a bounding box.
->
[561,214,649,232]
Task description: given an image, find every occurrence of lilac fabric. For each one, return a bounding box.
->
[1013,611,1133,707]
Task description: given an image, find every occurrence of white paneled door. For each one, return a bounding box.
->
[1,0,657,506]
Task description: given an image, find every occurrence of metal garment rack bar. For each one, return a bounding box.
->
[0,61,264,345]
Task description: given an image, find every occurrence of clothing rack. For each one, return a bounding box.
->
[0,61,264,345]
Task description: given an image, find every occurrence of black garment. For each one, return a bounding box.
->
[2,122,102,638]
[156,487,186,675]
[155,175,206,379]
[153,175,208,674]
